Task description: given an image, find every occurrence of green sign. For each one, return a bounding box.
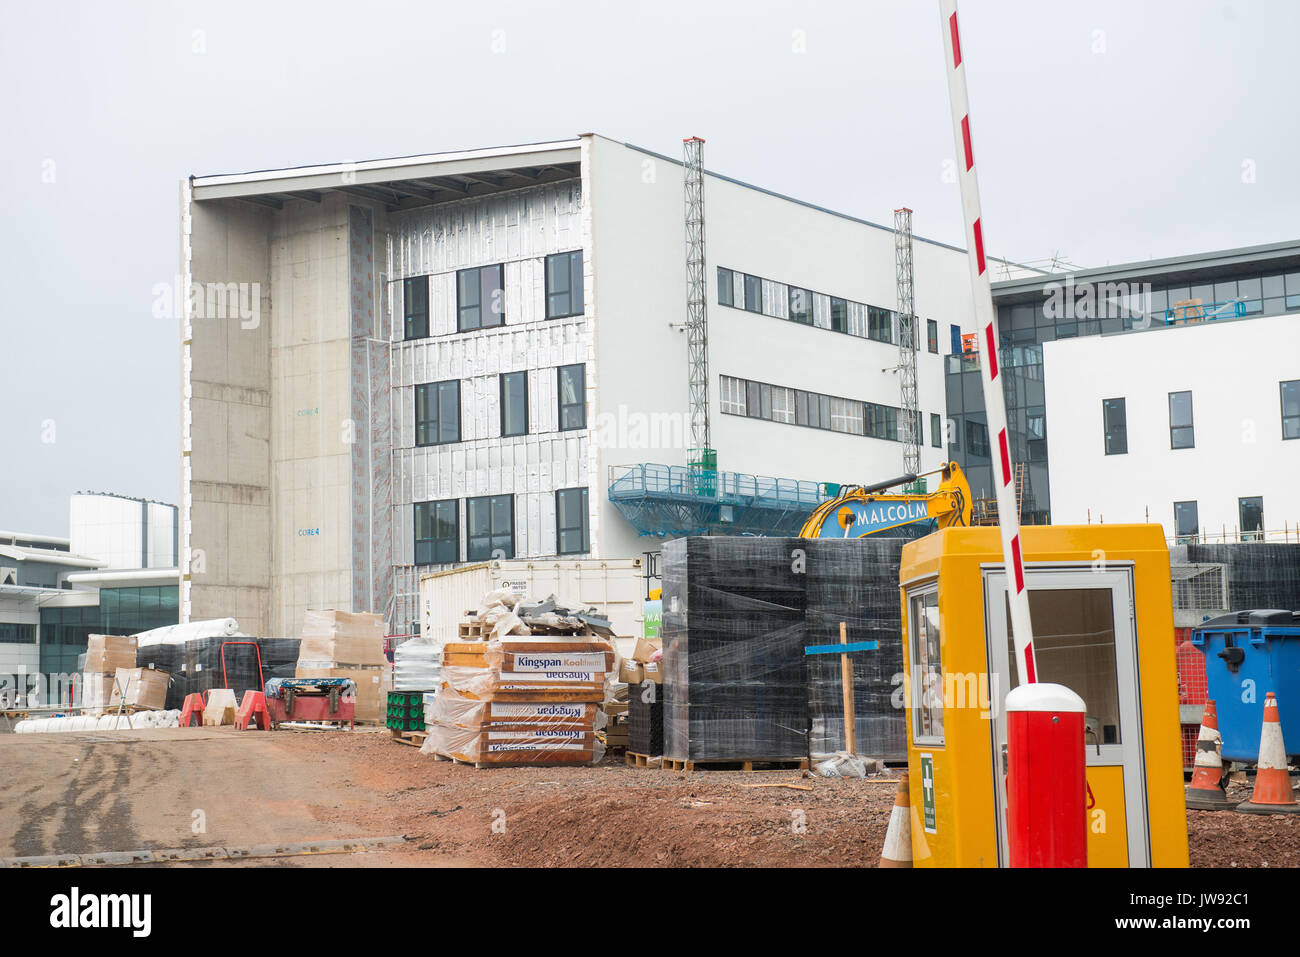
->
[643,599,662,640]
[919,752,937,834]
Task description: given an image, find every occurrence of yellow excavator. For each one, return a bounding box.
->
[798,461,973,539]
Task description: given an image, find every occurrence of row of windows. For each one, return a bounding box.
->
[1103,381,1299,455]
[403,250,584,340]
[719,375,942,447]
[0,623,35,644]
[415,365,586,447]
[1174,497,1266,542]
[716,267,940,353]
[413,488,590,566]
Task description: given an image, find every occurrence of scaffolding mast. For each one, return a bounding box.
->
[895,207,921,476]
[683,137,711,456]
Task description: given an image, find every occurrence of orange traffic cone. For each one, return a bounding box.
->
[1186,700,1234,810]
[880,772,913,867]
[1237,693,1300,815]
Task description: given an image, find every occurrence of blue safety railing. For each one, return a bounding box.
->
[608,463,834,508]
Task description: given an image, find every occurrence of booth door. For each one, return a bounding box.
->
[984,565,1149,868]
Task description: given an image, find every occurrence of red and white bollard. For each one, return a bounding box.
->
[1005,683,1088,867]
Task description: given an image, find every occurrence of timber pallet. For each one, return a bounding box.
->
[457,621,486,639]
[390,729,428,748]
[429,751,487,769]
[625,751,662,768]
[662,757,810,773]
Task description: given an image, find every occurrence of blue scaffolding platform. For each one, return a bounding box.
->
[607,463,839,538]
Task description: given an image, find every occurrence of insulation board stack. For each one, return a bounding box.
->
[295,611,391,724]
[81,635,139,714]
[662,538,809,762]
[422,637,614,766]
[109,667,171,711]
[802,538,907,760]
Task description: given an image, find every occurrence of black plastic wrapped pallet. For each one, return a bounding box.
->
[803,538,908,760]
[663,537,809,762]
[137,637,303,710]
[1180,543,1300,612]
[628,691,665,756]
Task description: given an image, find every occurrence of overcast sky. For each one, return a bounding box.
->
[1,0,1295,536]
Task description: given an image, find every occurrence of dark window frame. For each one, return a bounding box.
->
[717,267,734,307]
[788,286,813,324]
[403,276,429,340]
[456,263,506,332]
[555,487,590,556]
[1103,397,1128,455]
[414,498,459,566]
[930,412,942,448]
[415,380,461,447]
[1239,496,1264,541]
[830,297,847,333]
[1174,501,1199,544]
[558,364,586,431]
[743,274,763,313]
[1282,380,1300,440]
[500,371,528,438]
[1169,390,1195,449]
[927,319,939,353]
[545,250,584,319]
[466,494,516,561]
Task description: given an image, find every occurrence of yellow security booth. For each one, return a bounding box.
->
[899,524,1188,867]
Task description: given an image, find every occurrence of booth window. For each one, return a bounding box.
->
[909,590,944,743]
[1007,588,1122,745]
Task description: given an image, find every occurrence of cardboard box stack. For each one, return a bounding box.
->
[109,667,171,712]
[81,635,139,714]
[421,590,616,766]
[295,610,391,724]
[602,683,629,751]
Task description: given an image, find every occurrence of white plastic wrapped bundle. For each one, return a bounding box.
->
[135,618,245,647]
[394,638,443,691]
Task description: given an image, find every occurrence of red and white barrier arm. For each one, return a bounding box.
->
[939,0,1038,684]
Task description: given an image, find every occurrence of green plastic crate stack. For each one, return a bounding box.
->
[386,690,425,732]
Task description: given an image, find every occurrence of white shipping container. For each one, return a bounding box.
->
[419,558,645,645]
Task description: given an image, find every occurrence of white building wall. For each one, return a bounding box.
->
[588,136,976,561]
[1043,313,1300,540]
[69,494,177,570]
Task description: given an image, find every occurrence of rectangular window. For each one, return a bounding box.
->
[0,623,36,643]
[545,251,584,319]
[1282,380,1300,440]
[910,590,943,743]
[830,297,847,333]
[770,386,795,423]
[720,375,746,415]
[930,413,942,448]
[1239,496,1264,542]
[414,499,458,566]
[1174,501,1199,544]
[966,421,990,458]
[415,380,460,447]
[717,267,734,307]
[556,487,589,555]
[467,495,515,560]
[1103,398,1127,455]
[457,264,505,331]
[500,371,528,437]
[927,319,938,353]
[867,306,893,344]
[744,274,763,313]
[1169,391,1194,449]
[403,276,429,340]
[558,364,586,431]
[788,287,812,325]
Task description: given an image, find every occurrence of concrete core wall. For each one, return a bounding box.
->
[188,199,273,635]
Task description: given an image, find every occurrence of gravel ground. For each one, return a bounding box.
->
[293,731,1300,867]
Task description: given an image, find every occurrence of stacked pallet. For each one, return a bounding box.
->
[295,610,391,724]
[81,635,139,715]
[421,635,615,766]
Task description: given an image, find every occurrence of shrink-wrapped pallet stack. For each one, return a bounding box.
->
[420,589,615,766]
[295,610,391,724]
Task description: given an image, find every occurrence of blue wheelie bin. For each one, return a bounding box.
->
[1192,609,1300,763]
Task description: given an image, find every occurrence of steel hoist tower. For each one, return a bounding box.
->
[895,207,921,479]
[683,137,715,484]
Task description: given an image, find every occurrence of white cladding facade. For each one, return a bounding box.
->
[1043,311,1300,540]
[69,493,177,570]
[184,135,981,635]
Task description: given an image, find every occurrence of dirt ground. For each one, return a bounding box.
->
[0,726,1294,867]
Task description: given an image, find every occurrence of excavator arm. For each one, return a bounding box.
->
[798,461,973,539]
